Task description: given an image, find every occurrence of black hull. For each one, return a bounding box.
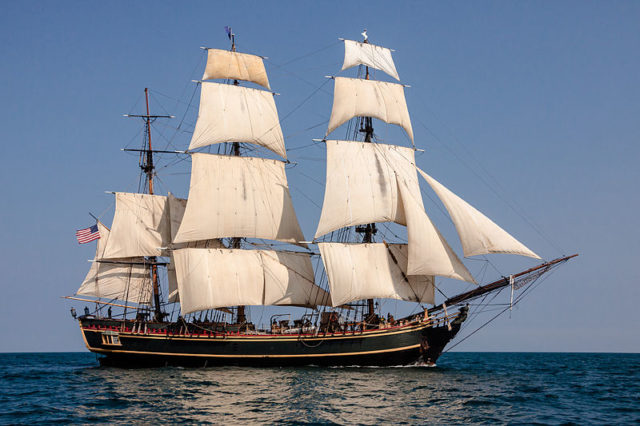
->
[79,317,463,368]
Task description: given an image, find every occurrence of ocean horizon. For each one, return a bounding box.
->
[1,352,637,424]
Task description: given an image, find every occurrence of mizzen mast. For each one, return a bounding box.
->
[125,88,172,321]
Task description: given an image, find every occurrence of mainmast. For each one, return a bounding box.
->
[355,32,377,319]
[227,28,246,325]
[171,29,324,317]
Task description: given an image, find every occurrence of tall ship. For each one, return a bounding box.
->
[69,31,576,367]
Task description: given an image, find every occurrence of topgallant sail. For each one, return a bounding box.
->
[67,31,576,367]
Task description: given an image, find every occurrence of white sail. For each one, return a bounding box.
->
[315,141,422,238]
[77,222,152,304]
[342,39,400,81]
[318,242,434,307]
[417,169,540,259]
[261,251,331,307]
[173,154,306,246]
[189,82,286,159]
[167,192,223,250]
[173,248,329,314]
[102,192,171,259]
[202,48,271,90]
[168,192,186,242]
[398,181,476,283]
[326,77,413,142]
[167,254,179,303]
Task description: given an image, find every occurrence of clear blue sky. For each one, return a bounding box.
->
[1,1,638,352]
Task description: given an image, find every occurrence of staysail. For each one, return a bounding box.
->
[398,181,476,283]
[172,248,330,314]
[417,169,540,259]
[167,192,223,250]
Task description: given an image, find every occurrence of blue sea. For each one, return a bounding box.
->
[0,352,637,424]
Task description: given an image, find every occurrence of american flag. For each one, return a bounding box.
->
[76,224,100,244]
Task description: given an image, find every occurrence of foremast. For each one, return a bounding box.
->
[316,31,543,316]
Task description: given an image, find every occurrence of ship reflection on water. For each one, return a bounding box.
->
[75,362,501,424]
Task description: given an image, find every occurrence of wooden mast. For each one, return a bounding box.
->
[143,88,162,322]
[227,28,246,326]
[123,91,172,322]
[356,34,377,320]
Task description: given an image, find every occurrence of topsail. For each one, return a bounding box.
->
[173,153,306,246]
[326,77,413,142]
[188,83,286,158]
[315,140,422,238]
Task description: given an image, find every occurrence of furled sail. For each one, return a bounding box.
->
[202,48,271,90]
[417,169,540,259]
[342,39,400,81]
[189,82,286,159]
[102,192,171,259]
[326,77,413,142]
[318,242,434,307]
[315,141,422,238]
[77,222,152,304]
[172,248,329,314]
[398,181,476,283]
[173,154,306,246]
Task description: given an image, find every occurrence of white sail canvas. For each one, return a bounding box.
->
[202,49,271,90]
[174,154,306,246]
[77,222,152,304]
[315,141,422,238]
[318,242,434,307]
[326,77,413,142]
[342,39,400,81]
[398,181,476,283]
[102,193,171,259]
[173,248,329,314]
[418,169,540,259]
[189,83,286,159]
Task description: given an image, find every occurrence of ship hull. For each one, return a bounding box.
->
[79,318,462,368]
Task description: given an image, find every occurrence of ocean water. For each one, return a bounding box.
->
[0,353,637,424]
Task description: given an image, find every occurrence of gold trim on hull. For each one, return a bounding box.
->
[80,321,430,343]
[88,343,422,359]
